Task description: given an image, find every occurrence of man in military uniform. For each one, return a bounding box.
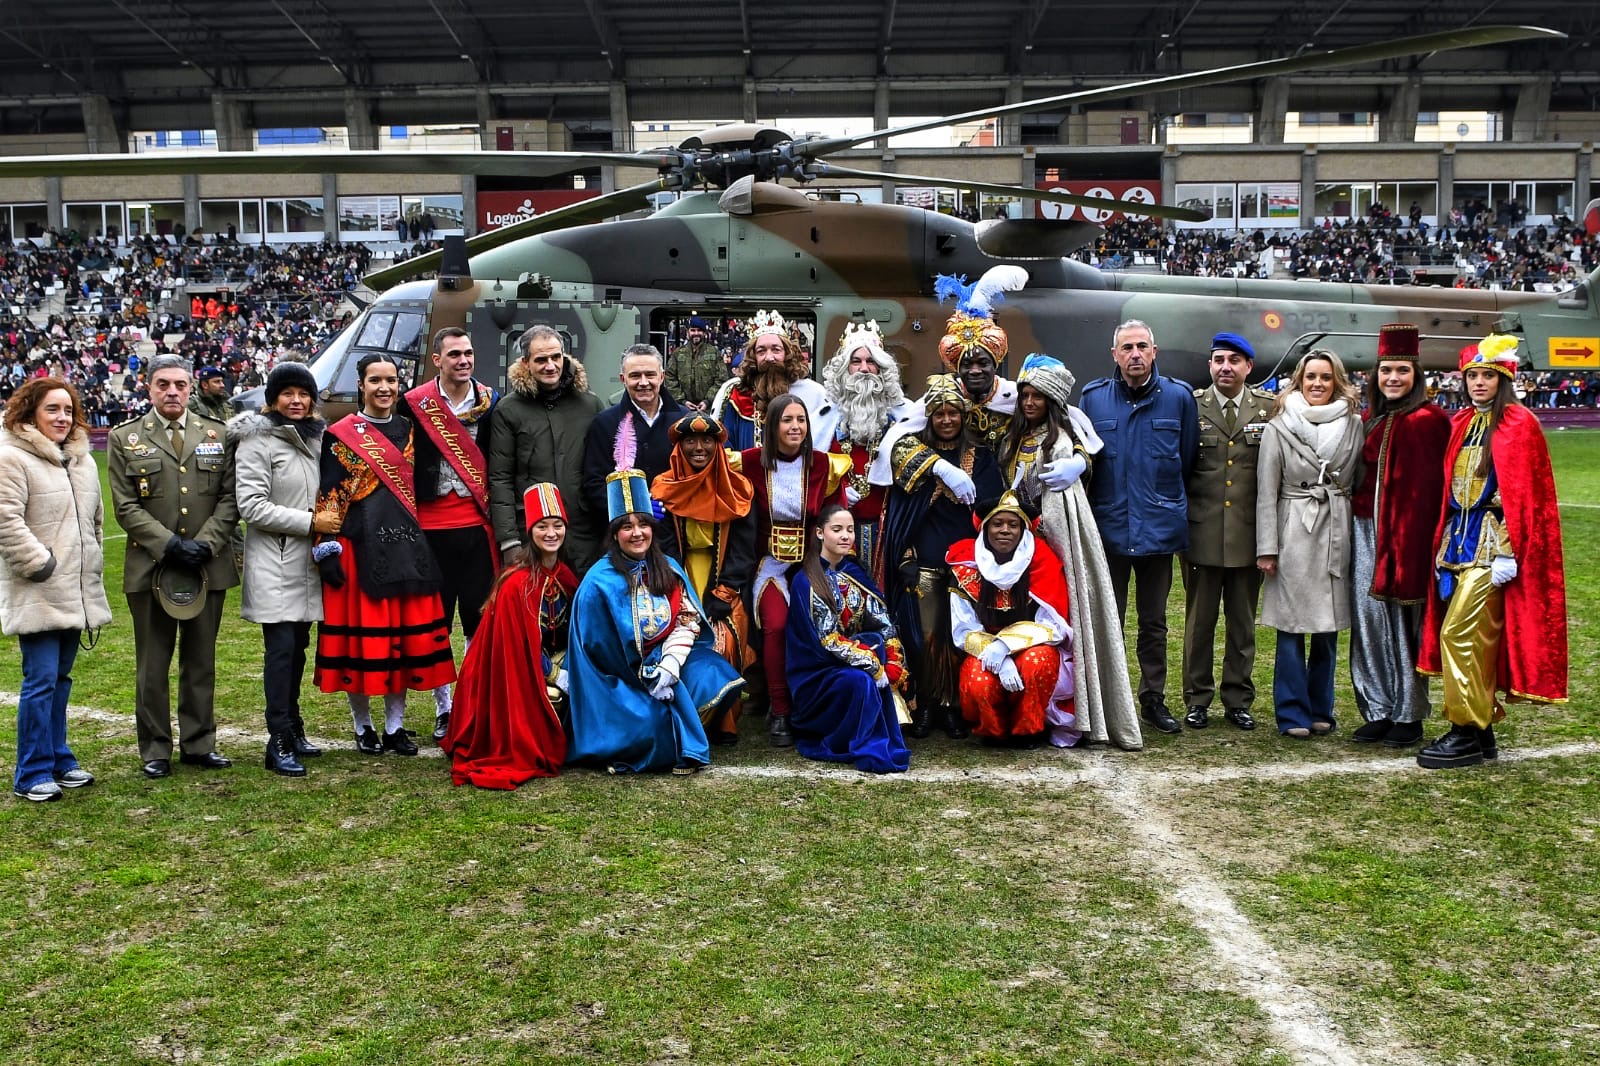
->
[109,355,241,778]
[664,317,727,411]
[189,365,233,421]
[1181,332,1272,731]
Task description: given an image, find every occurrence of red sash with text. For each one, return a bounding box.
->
[327,414,418,520]
[406,379,492,523]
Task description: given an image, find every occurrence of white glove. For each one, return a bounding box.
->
[552,667,569,694]
[648,667,677,702]
[1490,555,1518,587]
[998,658,1024,693]
[932,458,976,505]
[875,670,890,690]
[1039,453,1088,491]
[979,641,1011,674]
[844,484,863,506]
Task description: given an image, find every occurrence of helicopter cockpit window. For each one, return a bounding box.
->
[332,309,427,393]
[357,312,396,349]
[387,313,426,358]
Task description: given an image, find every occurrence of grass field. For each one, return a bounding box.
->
[3,430,1598,1064]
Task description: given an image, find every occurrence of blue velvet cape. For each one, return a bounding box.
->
[567,553,740,773]
[786,558,911,774]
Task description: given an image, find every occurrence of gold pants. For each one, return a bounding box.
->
[1438,565,1504,729]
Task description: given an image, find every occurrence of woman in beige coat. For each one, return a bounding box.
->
[1256,350,1363,738]
[0,378,112,802]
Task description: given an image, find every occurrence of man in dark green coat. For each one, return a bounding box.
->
[487,325,604,570]
[664,317,728,411]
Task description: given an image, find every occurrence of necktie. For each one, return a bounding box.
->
[169,419,184,456]
[1224,400,1238,433]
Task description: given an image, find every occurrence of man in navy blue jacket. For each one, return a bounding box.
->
[1079,319,1198,735]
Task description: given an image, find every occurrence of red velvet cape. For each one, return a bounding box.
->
[443,563,578,788]
[1418,404,1567,703]
[945,533,1072,631]
[1354,401,1452,603]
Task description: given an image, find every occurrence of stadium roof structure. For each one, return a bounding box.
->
[2,1,1596,137]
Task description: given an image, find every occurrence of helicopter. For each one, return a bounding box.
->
[3,23,1585,405]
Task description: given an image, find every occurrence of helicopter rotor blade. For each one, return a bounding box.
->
[361,178,666,291]
[800,24,1564,157]
[0,149,676,180]
[811,163,1209,222]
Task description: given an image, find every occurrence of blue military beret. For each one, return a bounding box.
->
[1210,332,1255,361]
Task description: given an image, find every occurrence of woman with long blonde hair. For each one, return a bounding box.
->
[1256,349,1363,738]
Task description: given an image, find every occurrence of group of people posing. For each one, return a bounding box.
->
[0,264,1569,800]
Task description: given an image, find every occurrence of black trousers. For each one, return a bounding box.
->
[425,525,496,641]
[1105,552,1174,701]
[262,621,312,737]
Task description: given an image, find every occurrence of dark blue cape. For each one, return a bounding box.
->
[786,559,911,774]
[567,554,740,773]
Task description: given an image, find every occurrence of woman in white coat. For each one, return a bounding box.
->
[229,362,339,777]
[0,378,112,802]
[1256,349,1364,738]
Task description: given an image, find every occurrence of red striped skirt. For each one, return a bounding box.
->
[314,537,458,696]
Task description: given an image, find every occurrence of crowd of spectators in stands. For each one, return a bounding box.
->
[1,230,363,425]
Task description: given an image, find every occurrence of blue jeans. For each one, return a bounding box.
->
[1273,630,1337,733]
[15,630,81,791]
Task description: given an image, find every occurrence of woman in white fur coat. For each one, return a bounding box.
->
[998,354,1143,750]
[0,378,112,803]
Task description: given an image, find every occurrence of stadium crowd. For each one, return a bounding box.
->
[0,256,1569,800]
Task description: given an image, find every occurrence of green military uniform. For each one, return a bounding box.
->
[189,390,233,422]
[663,340,728,409]
[108,409,241,761]
[1181,384,1273,716]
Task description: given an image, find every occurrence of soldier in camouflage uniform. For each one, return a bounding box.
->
[189,365,233,422]
[664,317,728,411]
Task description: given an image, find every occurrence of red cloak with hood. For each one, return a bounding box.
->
[1354,401,1452,603]
[945,534,1073,636]
[1417,403,1567,703]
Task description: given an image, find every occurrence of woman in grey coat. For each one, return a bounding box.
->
[229,362,339,776]
[1256,349,1363,738]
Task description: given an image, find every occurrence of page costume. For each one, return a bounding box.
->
[566,471,741,774]
[444,484,576,789]
[786,556,912,773]
[947,512,1076,745]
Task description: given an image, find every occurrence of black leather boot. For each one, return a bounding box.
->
[942,705,970,740]
[290,715,322,758]
[908,701,932,739]
[1416,723,1483,770]
[1478,723,1499,760]
[768,714,794,748]
[265,732,307,777]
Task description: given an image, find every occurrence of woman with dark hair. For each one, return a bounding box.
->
[1347,324,1451,749]
[785,504,911,773]
[1000,354,1141,750]
[879,375,1003,739]
[1417,334,1567,769]
[566,469,741,775]
[740,392,851,747]
[313,352,455,756]
[229,361,334,777]
[1256,349,1363,738]
[444,483,577,788]
[0,377,111,802]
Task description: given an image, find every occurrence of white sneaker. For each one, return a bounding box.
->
[13,781,63,802]
[56,768,95,789]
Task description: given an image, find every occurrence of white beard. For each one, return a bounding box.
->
[824,350,905,448]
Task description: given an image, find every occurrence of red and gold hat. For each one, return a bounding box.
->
[1376,322,1420,363]
[523,482,567,526]
[1457,333,1520,378]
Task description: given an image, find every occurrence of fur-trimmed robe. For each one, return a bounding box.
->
[1355,401,1451,603]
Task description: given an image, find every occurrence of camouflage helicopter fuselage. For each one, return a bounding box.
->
[311,181,1600,411]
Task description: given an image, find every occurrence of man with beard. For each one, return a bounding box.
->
[488,325,603,570]
[709,309,827,451]
[870,267,1025,484]
[582,344,686,525]
[814,320,909,577]
[664,317,727,411]
[404,327,500,744]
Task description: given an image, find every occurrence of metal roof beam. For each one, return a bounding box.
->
[585,0,624,75]
[104,0,218,85]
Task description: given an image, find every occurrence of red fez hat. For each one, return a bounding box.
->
[523,483,568,527]
[1376,323,1420,362]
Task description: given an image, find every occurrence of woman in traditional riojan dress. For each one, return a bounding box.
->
[566,469,742,775]
[785,503,912,774]
[443,483,577,789]
[1416,334,1567,769]
[313,353,456,756]
[997,354,1141,750]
